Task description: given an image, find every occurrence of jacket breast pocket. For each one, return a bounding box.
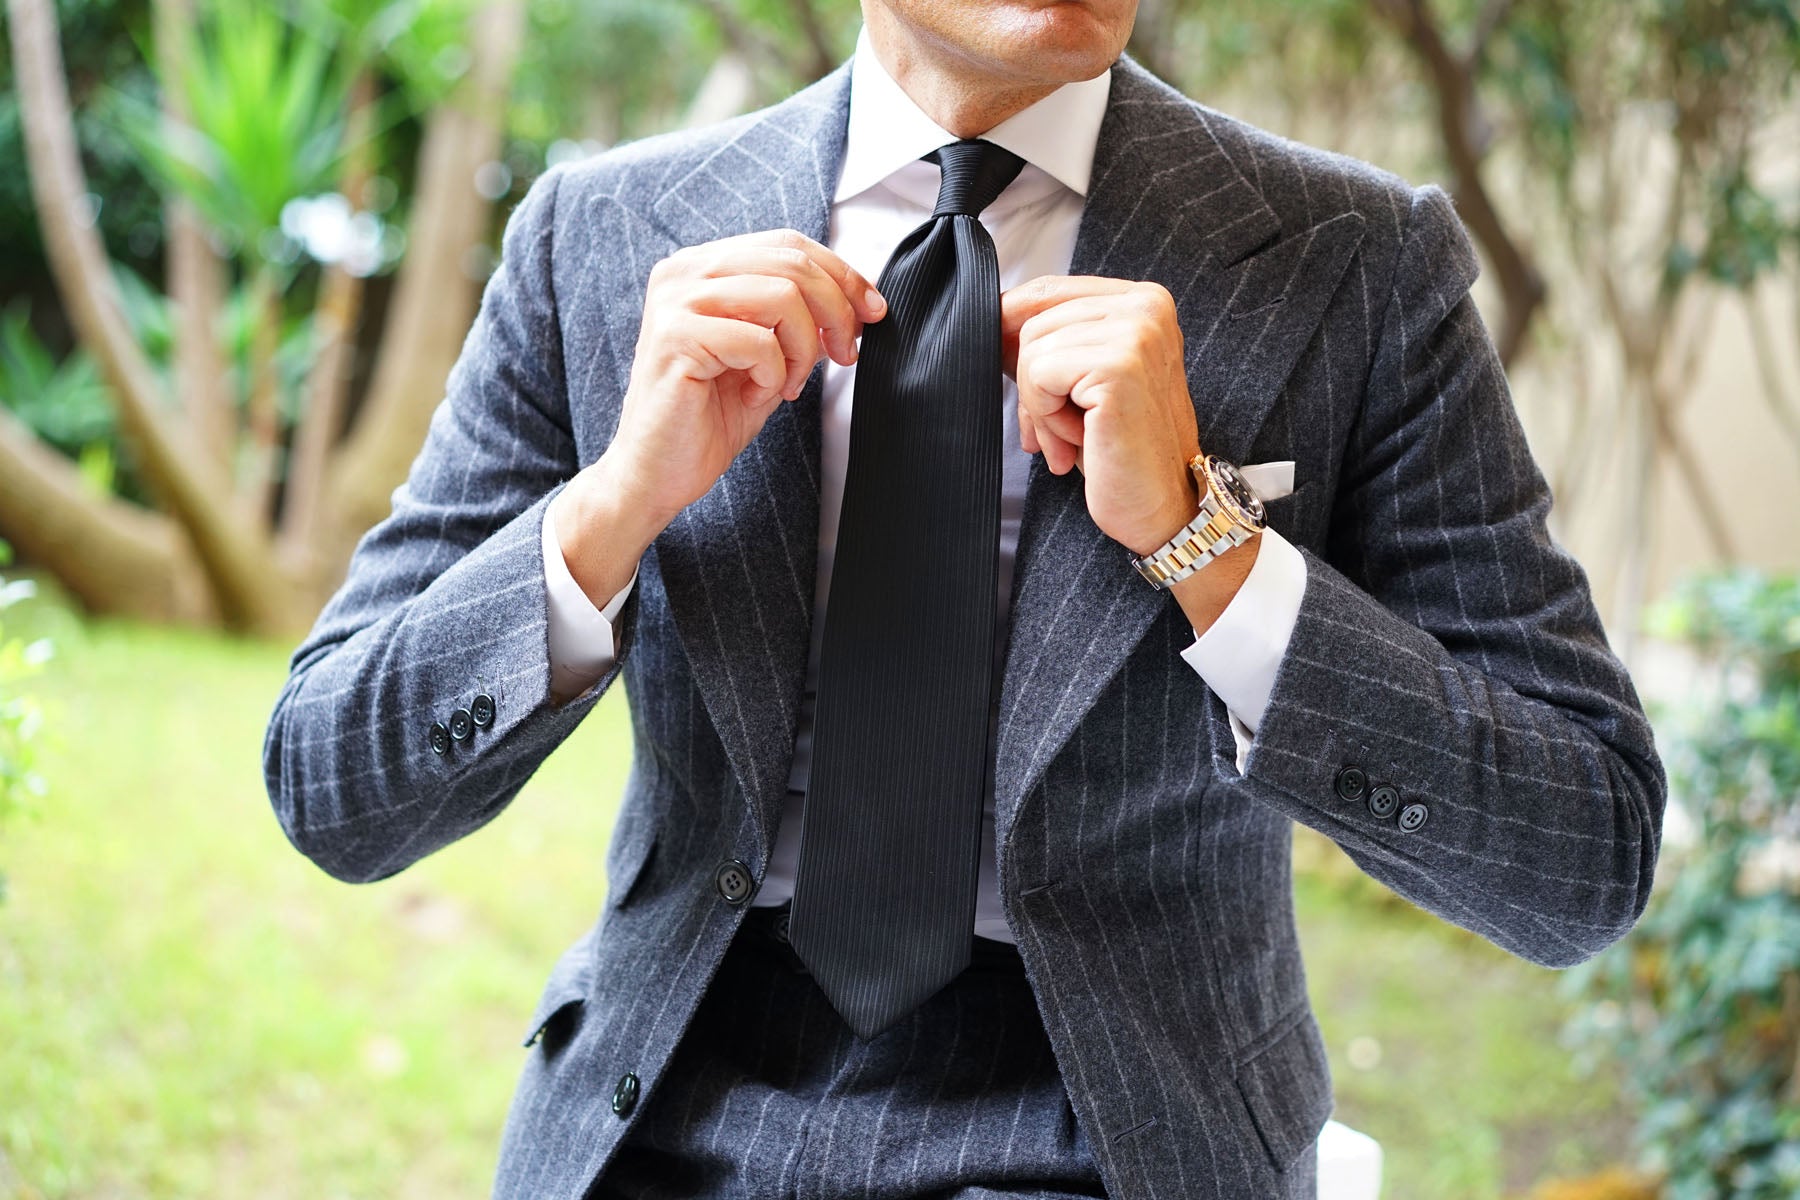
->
[1257,481,1316,547]
[1232,1009,1335,1172]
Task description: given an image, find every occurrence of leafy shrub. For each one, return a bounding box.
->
[0,539,52,902]
[1565,571,1800,1200]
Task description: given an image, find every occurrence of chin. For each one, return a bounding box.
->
[917,0,1135,84]
[1004,1,1132,76]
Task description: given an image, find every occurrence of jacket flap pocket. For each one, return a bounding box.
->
[522,925,598,1048]
[1232,1010,1334,1171]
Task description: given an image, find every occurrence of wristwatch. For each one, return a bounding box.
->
[1129,452,1266,589]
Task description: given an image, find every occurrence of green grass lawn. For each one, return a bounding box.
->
[0,610,1631,1199]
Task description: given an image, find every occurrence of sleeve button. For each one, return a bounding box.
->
[611,1072,640,1117]
[1398,803,1429,832]
[470,692,496,727]
[428,722,452,755]
[448,707,474,741]
[1367,784,1401,819]
[1333,766,1368,802]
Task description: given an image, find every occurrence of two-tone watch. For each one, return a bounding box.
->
[1129,452,1266,590]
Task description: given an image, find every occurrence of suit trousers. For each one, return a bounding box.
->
[586,904,1112,1199]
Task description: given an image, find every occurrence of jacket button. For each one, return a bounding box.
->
[1367,784,1400,819]
[428,722,451,755]
[1398,803,1429,833]
[714,859,755,906]
[1333,766,1368,802]
[470,692,496,727]
[448,707,474,741]
[611,1072,640,1117]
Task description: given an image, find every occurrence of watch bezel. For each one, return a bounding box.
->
[1196,453,1267,532]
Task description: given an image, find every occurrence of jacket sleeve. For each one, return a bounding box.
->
[1239,183,1666,967]
[262,162,639,883]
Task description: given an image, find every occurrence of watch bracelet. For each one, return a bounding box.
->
[1131,493,1251,589]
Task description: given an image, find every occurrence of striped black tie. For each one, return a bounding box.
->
[788,138,1027,1039]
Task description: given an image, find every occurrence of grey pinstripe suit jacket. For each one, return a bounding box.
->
[263,53,1666,1200]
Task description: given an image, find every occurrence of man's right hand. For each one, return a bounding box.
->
[553,230,887,610]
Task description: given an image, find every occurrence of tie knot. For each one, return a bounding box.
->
[926,139,1026,218]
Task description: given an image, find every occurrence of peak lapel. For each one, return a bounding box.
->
[993,57,1367,840]
[644,65,851,855]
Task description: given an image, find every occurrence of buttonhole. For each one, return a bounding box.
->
[1230,295,1288,321]
[1113,1115,1160,1143]
[1019,880,1060,898]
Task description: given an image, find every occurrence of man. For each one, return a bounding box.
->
[262,1,1667,1196]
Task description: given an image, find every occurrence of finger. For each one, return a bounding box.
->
[1014,364,1083,469]
[1015,294,1130,356]
[1019,343,1123,414]
[728,230,887,323]
[700,245,867,366]
[1033,415,1081,475]
[1000,274,1139,351]
[664,312,787,401]
[1019,401,1042,454]
[1014,342,1090,446]
[686,274,824,399]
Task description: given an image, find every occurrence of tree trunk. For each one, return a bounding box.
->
[318,0,524,581]
[238,264,284,525]
[0,408,213,624]
[8,0,308,634]
[279,71,377,581]
[155,0,234,479]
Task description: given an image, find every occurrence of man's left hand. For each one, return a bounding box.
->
[1001,276,1203,557]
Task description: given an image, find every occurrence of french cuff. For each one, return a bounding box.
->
[542,489,638,700]
[1177,525,1307,772]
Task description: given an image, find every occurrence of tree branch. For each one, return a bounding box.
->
[279,70,377,574]
[1376,0,1546,365]
[0,407,212,623]
[786,0,839,81]
[1470,0,1519,63]
[8,0,307,633]
[687,0,811,81]
[320,0,524,577]
[154,0,234,478]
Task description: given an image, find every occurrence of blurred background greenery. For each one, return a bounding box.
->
[0,0,1795,1197]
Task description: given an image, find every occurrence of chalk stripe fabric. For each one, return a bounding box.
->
[262,52,1665,1200]
[588,908,1146,1199]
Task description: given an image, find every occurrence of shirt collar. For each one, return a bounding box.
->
[833,26,1112,204]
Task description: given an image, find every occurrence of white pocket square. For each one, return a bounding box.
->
[1238,460,1295,503]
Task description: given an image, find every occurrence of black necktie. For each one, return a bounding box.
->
[788,139,1026,1039]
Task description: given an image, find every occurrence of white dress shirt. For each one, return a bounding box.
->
[541,28,1307,943]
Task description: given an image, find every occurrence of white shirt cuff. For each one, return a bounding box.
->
[543,489,637,700]
[1177,526,1307,771]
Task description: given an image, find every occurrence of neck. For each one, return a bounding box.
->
[863,10,1058,138]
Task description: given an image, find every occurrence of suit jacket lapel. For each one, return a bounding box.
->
[991,57,1368,840]
[641,64,851,854]
[624,53,1367,857]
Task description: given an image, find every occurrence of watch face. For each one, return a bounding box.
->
[1206,456,1266,527]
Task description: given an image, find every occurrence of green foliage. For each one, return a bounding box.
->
[0,0,167,276]
[0,540,52,904]
[0,273,313,505]
[0,302,114,461]
[1566,571,1800,1199]
[104,0,353,268]
[0,610,1626,1197]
